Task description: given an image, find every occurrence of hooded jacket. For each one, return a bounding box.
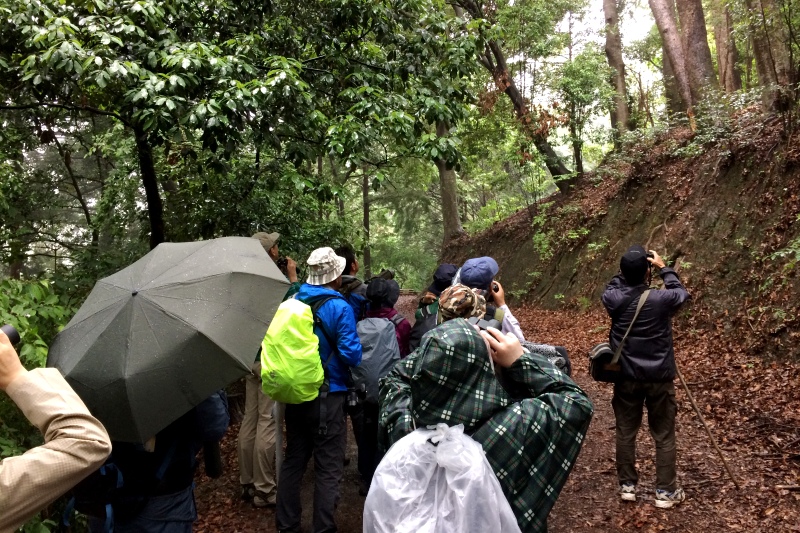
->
[601,267,690,382]
[379,319,593,533]
[297,283,362,392]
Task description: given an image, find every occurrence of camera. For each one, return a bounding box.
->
[347,382,367,408]
[468,317,502,331]
[646,251,654,259]
[1,325,20,345]
[275,257,289,271]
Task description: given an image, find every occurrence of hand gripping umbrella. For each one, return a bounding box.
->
[47,237,289,443]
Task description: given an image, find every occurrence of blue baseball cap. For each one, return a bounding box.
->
[459,257,499,291]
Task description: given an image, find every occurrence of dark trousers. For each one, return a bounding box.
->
[276,393,347,533]
[358,402,380,486]
[612,380,678,491]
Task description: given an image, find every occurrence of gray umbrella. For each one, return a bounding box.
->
[47,237,289,443]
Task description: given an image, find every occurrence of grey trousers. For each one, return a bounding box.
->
[276,393,347,533]
[612,380,678,491]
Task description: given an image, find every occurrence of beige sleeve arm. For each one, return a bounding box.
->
[0,368,112,532]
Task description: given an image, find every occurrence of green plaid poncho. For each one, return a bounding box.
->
[378,319,593,533]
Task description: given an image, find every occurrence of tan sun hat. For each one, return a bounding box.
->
[306,247,346,285]
[251,232,280,252]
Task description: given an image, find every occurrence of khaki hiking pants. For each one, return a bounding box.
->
[612,379,678,492]
[237,373,277,501]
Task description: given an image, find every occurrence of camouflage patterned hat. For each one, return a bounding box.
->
[437,284,487,324]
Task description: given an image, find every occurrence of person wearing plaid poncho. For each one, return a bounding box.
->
[378,318,593,533]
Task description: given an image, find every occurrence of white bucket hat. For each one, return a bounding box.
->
[306,247,346,285]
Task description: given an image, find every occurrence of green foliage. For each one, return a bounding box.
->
[0,277,75,529]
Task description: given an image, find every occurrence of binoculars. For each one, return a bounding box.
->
[1,325,20,345]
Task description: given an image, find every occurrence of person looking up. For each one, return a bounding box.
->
[237,231,297,508]
[456,256,526,341]
[601,245,690,508]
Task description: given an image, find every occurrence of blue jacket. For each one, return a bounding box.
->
[297,283,362,392]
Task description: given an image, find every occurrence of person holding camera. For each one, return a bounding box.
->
[238,231,299,508]
[377,308,593,532]
[601,245,690,508]
[0,327,111,531]
[276,247,362,533]
[457,256,526,341]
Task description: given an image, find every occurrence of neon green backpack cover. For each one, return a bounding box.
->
[261,298,324,403]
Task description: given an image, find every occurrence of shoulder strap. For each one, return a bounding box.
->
[308,296,339,370]
[611,290,650,365]
[388,313,404,327]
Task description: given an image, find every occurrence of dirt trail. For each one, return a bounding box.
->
[194,302,800,532]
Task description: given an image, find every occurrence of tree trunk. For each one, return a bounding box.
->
[676,0,718,100]
[603,0,630,139]
[134,125,165,249]
[662,42,686,115]
[650,0,694,110]
[746,0,794,109]
[714,6,743,92]
[435,122,464,248]
[570,122,584,176]
[362,171,372,279]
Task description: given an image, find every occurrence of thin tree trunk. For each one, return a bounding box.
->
[456,1,573,188]
[53,137,98,246]
[650,0,694,110]
[570,122,584,175]
[746,0,794,109]
[676,0,718,100]
[435,122,464,247]
[362,171,372,279]
[714,6,743,92]
[134,125,165,249]
[603,0,630,139]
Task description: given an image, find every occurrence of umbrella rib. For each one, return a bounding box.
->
[58,290,128,332]
[139,240,217,290]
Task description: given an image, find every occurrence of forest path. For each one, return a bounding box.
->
[193,301,800,532]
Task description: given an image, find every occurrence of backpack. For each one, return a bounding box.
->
[352,315,403,404]
[261,295,338,404]
[64,439,179,531]
[409,301,438,352]
[340,279,368,321]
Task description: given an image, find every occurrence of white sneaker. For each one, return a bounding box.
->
[619,483,636,502]
[654,488,685,509]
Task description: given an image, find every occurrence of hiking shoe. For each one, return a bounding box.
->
[619,483,636,502]
[253,491,276,508]
[240,484,255,501]
[654,488,685,509]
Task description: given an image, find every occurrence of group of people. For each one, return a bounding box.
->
[0,235,690,533]
[238,232,595,533]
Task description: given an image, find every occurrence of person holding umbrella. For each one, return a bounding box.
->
[276,247,363,533]
[47,237,290,530]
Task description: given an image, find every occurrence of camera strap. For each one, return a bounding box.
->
[610,290,650,366]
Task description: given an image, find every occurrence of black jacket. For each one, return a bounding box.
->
[601,267,690,382]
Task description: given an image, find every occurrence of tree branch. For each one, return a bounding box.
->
[0,102,132,128]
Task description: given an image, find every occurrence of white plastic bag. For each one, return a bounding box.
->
[363,423,522,533]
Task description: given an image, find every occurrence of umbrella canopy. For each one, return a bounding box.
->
[48,237,289,443]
